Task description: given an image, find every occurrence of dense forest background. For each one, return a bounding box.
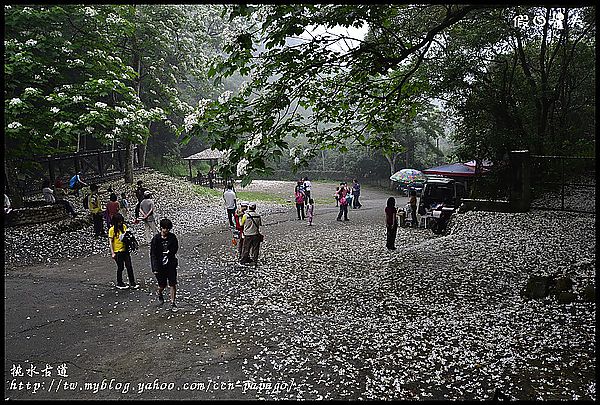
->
[4,5,595,191]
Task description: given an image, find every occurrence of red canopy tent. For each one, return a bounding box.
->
[422,163,478,177]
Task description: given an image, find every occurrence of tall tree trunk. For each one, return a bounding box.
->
[385,153,397,189]
[124,140,134,183]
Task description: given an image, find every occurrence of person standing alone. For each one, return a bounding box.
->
[223,183,237,227]
[385,197,398,250]
[352,179,362,208]
[150,218,179,310]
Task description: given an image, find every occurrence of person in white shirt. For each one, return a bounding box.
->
[303,177,312,206]
[223,183,237,227]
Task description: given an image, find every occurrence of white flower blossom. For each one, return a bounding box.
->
[9,98,23,107]
[244,133,263,153]
[57,92,66,98]
[237,158,249,177]
[94,102,107,109]
[49,31,62,38]
[85,126,94,133]
[89,110,99,115]
[294,157,300,165]
[115,106,128,114]
[289,147,296,157]
[218,90,233,104]
[25,39,37,47]
[105,133,115,140]
[24,87,38,96]
[72,95,83,102]
[184,113,198,133]
[8,122,22,129]
[106,13,123,24]
[84,6,98,17]
[97,79,105,85]
[115,118,129,127]
[50,107,60,113]
[221,149,231,164]
[303,148,311,157]
[44,133,52,140]
[73,59,84,66]
[197,98,212,117]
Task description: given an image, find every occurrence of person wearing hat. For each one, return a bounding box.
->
[240,202,262,265]
[234,201,249,260]
[139,189,158,244]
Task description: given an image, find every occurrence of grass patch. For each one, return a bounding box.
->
[235,191,288,204]
[192,185,288,205]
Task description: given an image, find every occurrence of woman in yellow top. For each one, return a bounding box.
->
[108,213,139,290]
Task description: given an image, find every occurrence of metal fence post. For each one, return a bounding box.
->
[509,150,531,212]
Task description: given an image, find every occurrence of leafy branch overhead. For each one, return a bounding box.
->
[181,5,481,183]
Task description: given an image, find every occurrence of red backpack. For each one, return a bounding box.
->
[295,191,305,204]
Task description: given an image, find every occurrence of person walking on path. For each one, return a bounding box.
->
[306,198,315,226]
[108,213,139,290]
[223,183,237,227]
[234,201,249,260]
[303,177,312,206]
[150,218,179,310]
[134,180,147,220]
[294,185,306,220]
[336,183,349,221]
[385,197,398,250]
[68,171,88,197]
[139,190,158,244]
[409,189,418,228]
[352,179,362,208]
[88,184,107,237]
[240,202,262,266]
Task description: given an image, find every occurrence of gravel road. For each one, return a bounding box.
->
[4,173,595,400]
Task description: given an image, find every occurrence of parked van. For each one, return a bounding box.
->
[418,176,466,215]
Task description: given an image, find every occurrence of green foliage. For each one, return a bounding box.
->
[145,153,189,178]
[181,5,479,181]
[4,5,167,159]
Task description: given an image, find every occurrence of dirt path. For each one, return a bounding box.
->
[5,182,414,400]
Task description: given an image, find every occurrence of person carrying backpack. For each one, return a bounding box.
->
[108,213,139,290]
[240,202,262,266]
